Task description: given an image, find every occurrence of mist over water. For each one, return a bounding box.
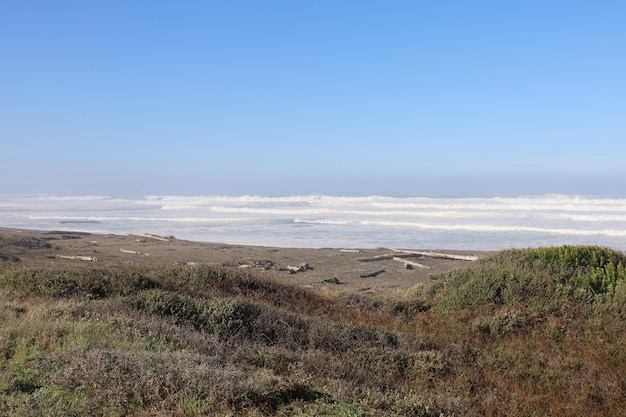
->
[2,194,626,250]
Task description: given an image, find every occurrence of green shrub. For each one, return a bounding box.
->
[472,309,529,336]
[134,290,202,324]
[0,267,158,298]
[133,290,313,346]
[414,246,626,318]
[347,348,414,384]
[424,250,550,315]
[583,260,626,294]
[178,264,329,313]
[528,246,626,293]
[412,350,448,376]
[592,280,626,318]
[176,264,288,299]
[527,245,625,269]
[0,236,52,251]
[133,290,256,337]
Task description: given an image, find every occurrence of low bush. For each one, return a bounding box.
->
[0,267,159,299]
[414,246,626,319]
[176,264,329,312]
[134,290,260,338]
[0,236,53,251]
[528,245,626,293]
[472,309,530,337]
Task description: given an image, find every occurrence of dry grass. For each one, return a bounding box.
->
[1,246,625,416]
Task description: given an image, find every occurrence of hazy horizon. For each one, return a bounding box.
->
[2,173,625,199]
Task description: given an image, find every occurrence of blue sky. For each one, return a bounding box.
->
[1,1,625,197]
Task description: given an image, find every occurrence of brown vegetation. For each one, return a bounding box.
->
[1,245,625,416]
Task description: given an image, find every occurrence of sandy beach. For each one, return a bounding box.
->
[0,227,488,294]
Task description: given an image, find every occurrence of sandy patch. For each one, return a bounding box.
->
[0,227,489,294]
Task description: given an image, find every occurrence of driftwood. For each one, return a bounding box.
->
[57,255,98,262]
[287,263,312,274]
[121,248,141,255]
[360,269,385,278]
[135,233,171,242]
[357,252,426,262]
[357,254,395,262]
[392,257,432,270]
[120,248,150,256]
[239,260,279,270]
[389,249,480,261]
[340,249,360,253]
[357,254,406,262]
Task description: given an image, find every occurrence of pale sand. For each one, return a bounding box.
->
[0,227,489,294]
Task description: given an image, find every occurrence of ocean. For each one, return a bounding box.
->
[2,194,626,251]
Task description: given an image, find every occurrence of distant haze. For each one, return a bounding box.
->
[1,171,624,199]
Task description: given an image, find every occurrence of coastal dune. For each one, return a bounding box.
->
[2,227,625,416]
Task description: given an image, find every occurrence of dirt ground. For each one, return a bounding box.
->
[0,227,489,295]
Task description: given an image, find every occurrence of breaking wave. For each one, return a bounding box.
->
[2,194,626,250]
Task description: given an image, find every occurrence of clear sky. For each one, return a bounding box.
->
[2,1,625,197]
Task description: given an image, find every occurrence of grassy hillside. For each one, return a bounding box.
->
[1,246,625,416]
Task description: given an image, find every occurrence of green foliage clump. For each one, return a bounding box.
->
[178,264,328,312]
[0,267,158,298]
[472,309,529,337]
[134,290,258,337]
[134,289,315,348]
[418,249,549,315]
[584,260,626,294]
[414,246,626,320]
[412,350,449,376]
[595,280,626,318]
[527,245,624,269]
[0,236,52,251]
[528,245,626,293]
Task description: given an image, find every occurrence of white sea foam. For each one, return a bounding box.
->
[359,220,626,236]
[2,194,626,250]
[294,218,352,225]
[27,215,253,224]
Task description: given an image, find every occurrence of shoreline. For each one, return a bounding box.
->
[4,193,626,252]
[0,227,489,294]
